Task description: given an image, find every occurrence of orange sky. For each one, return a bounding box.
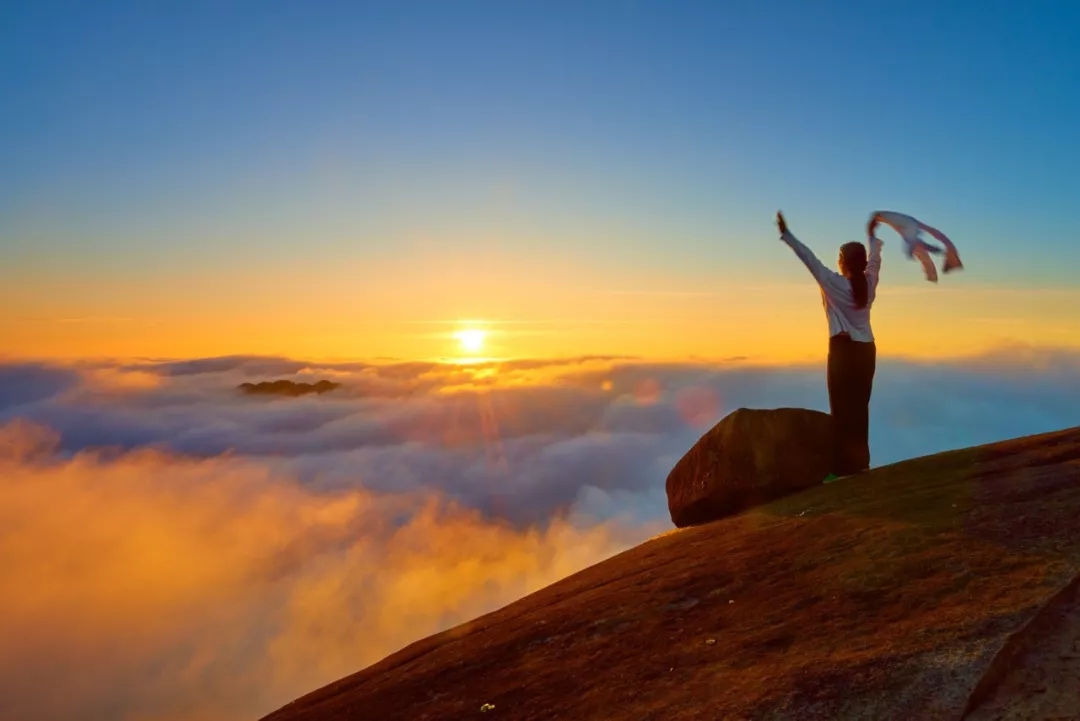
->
[5,250,1079,364]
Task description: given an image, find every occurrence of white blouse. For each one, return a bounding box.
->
[781,229,883,342]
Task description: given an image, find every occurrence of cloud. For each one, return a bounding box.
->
[1,346,1079,720]
[124,355,314,378]
[0,362,80,411]
[0,429,650,721]
[0,417,61,461]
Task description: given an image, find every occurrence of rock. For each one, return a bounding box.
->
[665,407,832,527]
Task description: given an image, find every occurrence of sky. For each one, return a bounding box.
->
[4,0,1080,362]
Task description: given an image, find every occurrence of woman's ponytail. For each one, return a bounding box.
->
[849,272,868,309]
[840,241,869,309]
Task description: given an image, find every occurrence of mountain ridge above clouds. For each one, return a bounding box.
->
[262,425,1080,721]
[238,380,342,397]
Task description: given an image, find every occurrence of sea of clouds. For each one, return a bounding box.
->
[2,346,1079,721]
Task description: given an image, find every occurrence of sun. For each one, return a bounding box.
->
[454,328,486,354]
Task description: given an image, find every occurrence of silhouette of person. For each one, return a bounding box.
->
[775,211,883,481]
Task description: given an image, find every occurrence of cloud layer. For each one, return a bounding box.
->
[2,347,1080,720]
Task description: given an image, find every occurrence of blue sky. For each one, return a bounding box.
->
[3,0,1080,359]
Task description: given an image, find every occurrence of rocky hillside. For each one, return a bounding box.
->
[261,426,1080,720]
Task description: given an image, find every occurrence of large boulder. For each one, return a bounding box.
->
[665,407,832,527]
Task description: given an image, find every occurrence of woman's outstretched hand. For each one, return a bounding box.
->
[776,211,788,236]
[866,214,879,238]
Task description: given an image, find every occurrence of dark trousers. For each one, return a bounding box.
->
[827,333,876,476]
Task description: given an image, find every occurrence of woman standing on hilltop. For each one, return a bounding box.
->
[775,211,883,482]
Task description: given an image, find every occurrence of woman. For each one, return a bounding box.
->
[775,211,883,481]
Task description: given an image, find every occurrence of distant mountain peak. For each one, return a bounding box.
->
[238,380,341,397]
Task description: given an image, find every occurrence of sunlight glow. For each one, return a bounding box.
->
[454,328,486,354]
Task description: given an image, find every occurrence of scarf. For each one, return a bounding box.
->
[869,210,963,283]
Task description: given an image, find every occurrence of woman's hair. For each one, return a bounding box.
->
[840,241,869,309]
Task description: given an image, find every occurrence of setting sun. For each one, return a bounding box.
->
[454,328,486,354]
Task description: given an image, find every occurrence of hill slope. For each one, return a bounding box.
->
[262,426,1080,721]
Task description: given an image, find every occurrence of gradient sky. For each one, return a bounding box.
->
[4,0,1080,362]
